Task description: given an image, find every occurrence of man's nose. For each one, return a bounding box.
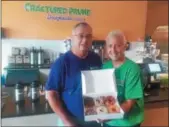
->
[81,37,88,43]
[111,45,115,51]
[111,46,117,53]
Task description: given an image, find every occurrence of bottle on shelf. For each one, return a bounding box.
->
[38,47,44,68]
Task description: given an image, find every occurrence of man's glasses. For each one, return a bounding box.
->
[73,34,93,40]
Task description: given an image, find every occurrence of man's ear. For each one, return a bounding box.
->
[66,36,72,40]
[124,43,127,49]
[65,36,72,43]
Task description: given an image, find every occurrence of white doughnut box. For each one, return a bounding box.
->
[81,69,124,121]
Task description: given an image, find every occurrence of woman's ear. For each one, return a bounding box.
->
[103,45,110,60]
[125,42,130,50]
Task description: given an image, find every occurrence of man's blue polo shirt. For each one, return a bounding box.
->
[45,50,102,120]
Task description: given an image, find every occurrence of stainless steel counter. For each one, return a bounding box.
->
[2,87,53,118]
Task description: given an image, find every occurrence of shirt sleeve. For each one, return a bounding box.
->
[125,65,143,100]
[45,57,64,92]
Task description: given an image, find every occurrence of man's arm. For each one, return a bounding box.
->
[45,58,76,126]
[46,90,75,126]
[122,64,143,113]
[120,99,136,113]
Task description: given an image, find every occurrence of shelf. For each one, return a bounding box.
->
[4,64,52,70]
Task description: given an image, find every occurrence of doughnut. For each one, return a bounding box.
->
[104,96,116,106]
[107,104,120,113]
[96,106,108,114]
[100,96,106,102]
[84,97,95,108]
[85,108,97,115]
[95,97,104,106]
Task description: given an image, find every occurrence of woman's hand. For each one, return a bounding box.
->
[96,119,110,123]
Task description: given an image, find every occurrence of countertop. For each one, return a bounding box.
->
[2,87,53,119]
[144,88,168,103]
[1,87,168,119]
[144,88,168,109]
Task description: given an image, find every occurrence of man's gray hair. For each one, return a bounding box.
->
[106,30,127,44]
[72,22,92,33]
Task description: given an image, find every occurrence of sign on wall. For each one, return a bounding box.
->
[24,2,91,22]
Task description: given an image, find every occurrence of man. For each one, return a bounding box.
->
[45,22,102,126]
[102,30,144,127]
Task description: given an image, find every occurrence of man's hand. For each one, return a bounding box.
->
[47,91,76,126]
[96,119,110,123]
[63,119,76,126]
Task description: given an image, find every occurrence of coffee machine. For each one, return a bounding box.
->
[91,40,106,62]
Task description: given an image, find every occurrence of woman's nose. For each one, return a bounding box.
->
[111,46,116,52]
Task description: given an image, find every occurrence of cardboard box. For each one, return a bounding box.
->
[15,55,23,64]
[152,26,168,43]
[23,55,30,64]
[152,25,168,54]
[81,69,124,121]
[8,56,15,64]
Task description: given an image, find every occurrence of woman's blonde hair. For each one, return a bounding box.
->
[106,30,126,44]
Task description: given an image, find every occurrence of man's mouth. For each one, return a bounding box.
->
[81,44,87,47]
